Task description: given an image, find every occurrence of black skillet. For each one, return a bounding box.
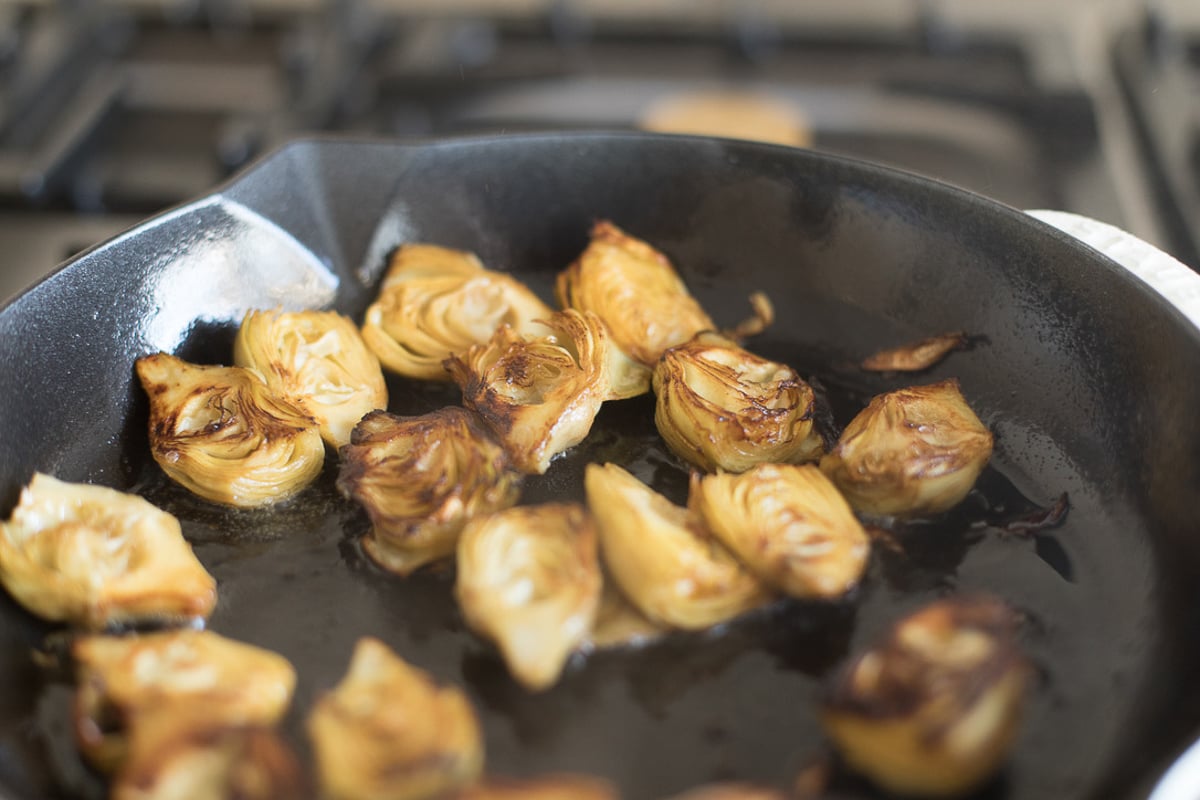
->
[0,133,1199,799]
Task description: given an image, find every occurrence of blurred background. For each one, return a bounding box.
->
[0,0,1196,299]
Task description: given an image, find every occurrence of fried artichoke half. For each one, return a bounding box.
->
[690,464,869,600]
[0,473,216,629]
[654,332,819,473]
[584,463,769,630]
[820,379,994,517]
[308,637,484,800]
[556,220,715,367]
[453,774,618,800]
[456,502,602,691]
[362,243,553,381]
[112,713,304,800]
[337,408,522,576]
[136,353,325,508]
[446,310,617,474]
[73,629,297,774]
[234,308,388,448]
[821,595,1030,797]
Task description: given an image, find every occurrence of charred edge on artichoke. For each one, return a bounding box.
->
[443,354,518,437]
[337,407,520,552]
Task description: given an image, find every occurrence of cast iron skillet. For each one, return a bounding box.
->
[0,133,1199,800]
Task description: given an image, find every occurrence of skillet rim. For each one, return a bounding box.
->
[6,130,1197,349]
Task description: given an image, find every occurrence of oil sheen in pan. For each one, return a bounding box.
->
[26,347,1116,800]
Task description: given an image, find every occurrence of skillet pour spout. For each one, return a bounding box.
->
[0,133,1199,799]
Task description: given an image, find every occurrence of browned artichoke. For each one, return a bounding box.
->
[112,715,305,800]
[136,353,325,508]
[307,637,484,800]
[556,220,714,367]
[689,464,869,599]
[653,332,818,473]
[456,502,601,691]
[361,243,552,381]
[445,310,614,474]
[337,407,522,576]
[0,473,216,629]
[584,463,769,630]
[233,308,387,448]
[820,379,993,517]
[821,595,1029,797]
[453,774,618,800]
[73,630,296,774]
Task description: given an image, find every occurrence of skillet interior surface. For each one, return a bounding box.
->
[0,133,1199,799]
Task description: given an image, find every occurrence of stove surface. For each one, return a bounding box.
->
[0,0,1190,301]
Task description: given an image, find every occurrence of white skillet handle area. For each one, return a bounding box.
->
[1026,209,1200,800]
[1028,209,1200,329]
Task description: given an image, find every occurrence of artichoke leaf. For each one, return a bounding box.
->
[337,408,522,576]
[234,308,387,448]
[860,331,968,373]
[456,502,601,691]
[820,379,993,517]
[602,331,652,400]
[584,463,769,630]
[555,220,715,367]
[136,353,325,508]
[446,310,613,474]
[112,714,304,800]
[73,630,296,774]
[721,291,776,341]
[0,473,216,629]
[307,637,483,800]
[821,595,1030,797]
[654,332,816,473]
[690,464,869,599]
[361,243,552,381]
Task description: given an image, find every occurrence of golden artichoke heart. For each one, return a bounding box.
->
[113,714,304,800]
[446,310,613,474]
[690,464,869,599]
[584,463,769,630]
[0,473,216,629]
[234,308,387,448]
[821,595,1030,797]
[136,353,325,508]
[654,332,818,473]
[361,243,552,381]
[556,220,714,367]
[337,408,522,576]
[307,637,484,800]
[820,379,994,517]
[456,502,601,691]
[73,630,297,774]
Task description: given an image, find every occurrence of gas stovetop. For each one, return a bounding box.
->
[0,0,1196,300]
